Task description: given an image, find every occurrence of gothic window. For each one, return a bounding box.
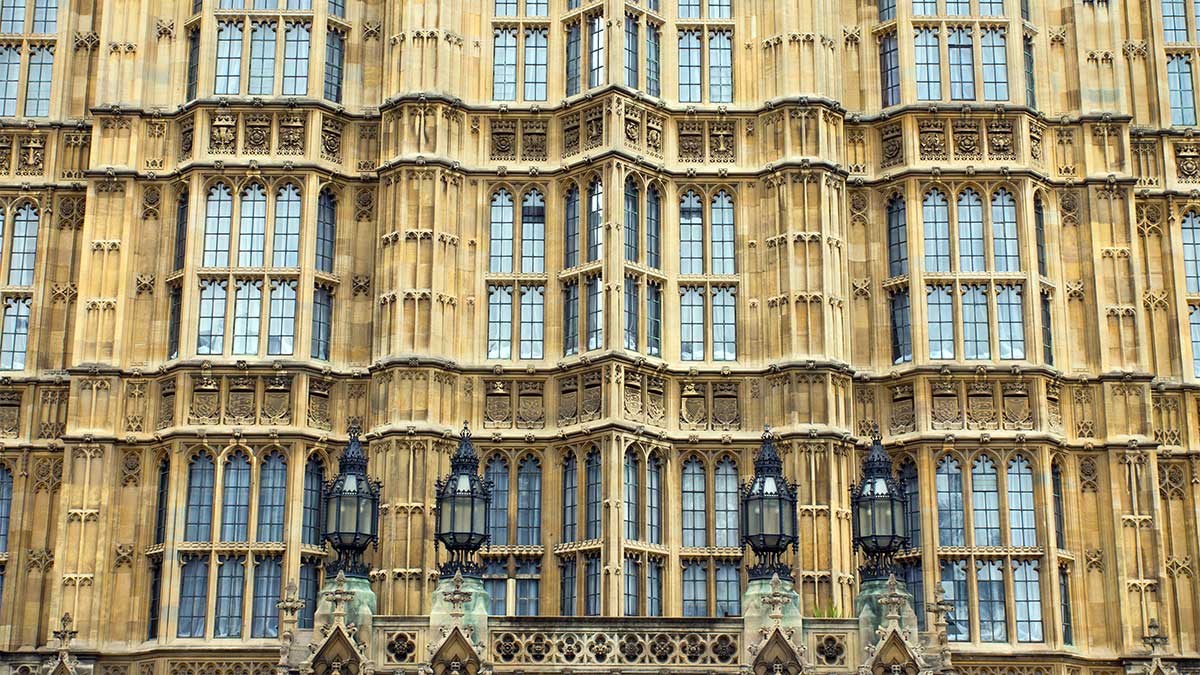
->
[168,286,182,360]
[714,457,739,547]
[1007,455,1036,547]
[914,0,936,15]
[647,455,662,544]
[32,0,54,33]
[991,189,1020,271]
[647,186,662,268]
[560,557,577,615]
[647,282,663,357]
[7,203,36,286]
[232,280,262,355]
[923,189,950,271]
[524,28,548,100]
[178,555,210,637]
[564,185,580,267]
[0,1,19,33]
[203,184,233,267]
[708,30,732,103]
[962,284,991,359]
[186,29,200,100]
[712,287,737,361]
[979,0,1003,16]
[682,561,707,616]
[709,0,731,17]
[879,0,896,20]
[238,183,267,267]
[272,183,301,267]
[1034,196,1047,275]
[1059,567,1073,645]
[154,458,170,545]
[251,555,282,637]
[517,456,541,545]
[646,25,661,96]
[982,29,1010,100]
[1012,560,1042,641]
[585,450,601,539]
[214,21,243,95]
[971,455,1001,546]
[916,30,941,101]
[299,561,320,628]
[515,285,544,359]
[900,459,920,548]
[563,281,579,356]
[0,465,10,551]
[311,285,332,360]
[584,555,600,615]
[1164,0,1188,42]
[185,452,215,542]
[0,47,17,116]
[680,0,700,18]
[904,561,925,629]
[1052,462,1066,549]
[565,22,580,96]
[324,28,345,102]
[174,189,190,271]
[521,190,545,273]
[949,28,975,100]
[1183,212,1200,292]
[681,286,705,361]
[528,0,548,16]
[1169,54,1197,126]
[958,189,985,271]
[682,458,708,546]
[267,279,297,355]
[715,561,740,616]
[624,16,638,88]
[496,0,517,14]
[282,22,310,96]
[316,189,337,273]
[586,276,603,350]
[941,559,970,641]
[221,451,251,542]
[14,45,47,114]
[484,560,507,614]
[997,285,1025,359]
[515,559,539,615]
[936,456,965,546]
[887,194,908,276]
[487,285,513,359]
[257,451,287,542]
[1024,36,1036,109]
[248,21,276,95]
[0,297,29,369]
[625,178,640,262]
[879,31,900,106]
[1041,295,1053,366]
[492,28,517,100]
[214,554,245,638]
[561,454,577,542]
[302,456,324,546]
[680,191,704,274]
[648,559,663,615]
[587,13,605,88]
[587,179,604,262]
[624,276,639,351]
[711,191,735,273]
[147,561,163,638]
[928,285,954,359]
[679,30,701,102]
[486,456,510,544]
[196,280,226,355]
[624,557,639,615]
[977,559,1008,641]
[624,450,640,539]
[890,289,912,364]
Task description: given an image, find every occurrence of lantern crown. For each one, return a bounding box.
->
[450,421,481,473]
[753,425,784,476]
[338,425,369,476]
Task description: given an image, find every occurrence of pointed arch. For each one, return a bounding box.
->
[184,449,215,542]
[430,628,481,675]
[220,449,252,542]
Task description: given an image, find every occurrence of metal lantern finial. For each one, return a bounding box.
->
[850,431,908,581]
[740,425,799,580]
[323,427,382,578]
[434,422,492,577]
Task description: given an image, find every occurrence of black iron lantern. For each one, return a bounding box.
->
[849,428,908,581]
[434,422,492,577]
[740,426,799,580]
[324,427,382,578]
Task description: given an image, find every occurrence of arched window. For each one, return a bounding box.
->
[197,279,227,355]
[521,190,545,273]
[251,555,282,637]
[238,183,267,267]
[682,458,707,547]
[203,183,233,267]
[624,450,639,540]
[647,454,662,544]
[564,186,580,268]
[256,451,287,542]
[1007,455,1037,547]
[886,194,907,277]
[8,203,37,287]
[221,452,251,542]
[923,189,950,272]
[711,190,735,274]
[302,456,324,546]
[585,449,601,539]
[184,452,215,541]
[646,185,662,269]
[1034,195,1047,276]
[936,456,964,546]
[714,457,738,547]
[517,455,541,545]
[316,189,337,273]
[900,459,920,548]
[173,188,190,271]
[586,179,604,262]
[991,188,1020,272]
[957,189,985,272]
[971,455,1001,546]
[1052,461,1066,549]
[624,178,640,263]
[1185,211,1200,293]
[485,456,510,545]
[214,553,245,637]
[272,184,301,267]
[561,454,577,542]
[0,464,11,552]
[680,190,704,274]
[154,457,170,545]
[489,189,514,273]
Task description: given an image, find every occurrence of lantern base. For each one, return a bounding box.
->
[314,572,377,637]
[430,570,491,654]
[855,576,918,651]
[741,573,803,644]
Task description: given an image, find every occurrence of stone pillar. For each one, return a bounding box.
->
[429,571,491,652]
[855,574,918,651]
[742,573,803,645]
[315,571,378,642]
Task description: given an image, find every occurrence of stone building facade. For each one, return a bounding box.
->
[0,0,1196,673]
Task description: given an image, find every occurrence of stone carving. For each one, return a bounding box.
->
[1176,142,1200,182]
[321,117,343,162]
[880,123,903,168]
[1079,456,1099,492]
[521,119,547,161]
[987,119,1015,159]
[490,119,516,161]
[278,112,305,154]
[953,120,981,159]
[918,119,947,160]
[16,136,44,175]
[113,544,135,567]
[33,457,63,493]
[243,113,271,154]
[209,112,237,154]
[120,449,141,486]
